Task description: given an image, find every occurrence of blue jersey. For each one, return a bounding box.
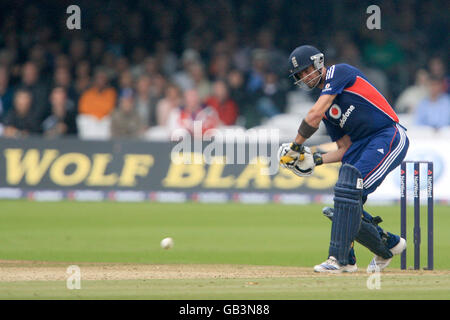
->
[320,64,399,142]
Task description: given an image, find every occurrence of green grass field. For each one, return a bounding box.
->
[2,275,450,300]
[0,200,449,299]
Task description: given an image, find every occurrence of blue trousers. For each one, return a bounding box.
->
[343,124,409,198]
[341,124,409,264]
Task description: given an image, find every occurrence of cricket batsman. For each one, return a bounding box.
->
[278,45,409,273]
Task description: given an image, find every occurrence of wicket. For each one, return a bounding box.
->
[400,161,434,270]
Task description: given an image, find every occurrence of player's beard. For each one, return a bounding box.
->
[298,69,322,91]
[306,70,322,88]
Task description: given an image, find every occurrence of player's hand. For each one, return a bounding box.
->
[278,142,305,168]
[278,144,315,177]
[313,152,323,166]
[293,146,315,176]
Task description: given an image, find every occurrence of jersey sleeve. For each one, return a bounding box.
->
[322,118,346,142]
[320,64,356,96]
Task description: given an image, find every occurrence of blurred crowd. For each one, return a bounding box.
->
[0,0,448,140]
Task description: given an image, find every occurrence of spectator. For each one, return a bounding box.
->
[69,38,87,65]
[255,28,287,75]
[149,73,167,124]
[78,67,117,120]
[115,57,130,76]
[54,54,71,70]
[131,56,159,80]
[29,43,48,75]
[18,61,48,121]
[205,80,238,126]
[429,56,447,79]
[428,57,449,93]
[396,69,430,114]
[189,62,211,101]
[74,60,91,100]
[156,83,182,126]
[3,88,39,137]
[172,49,200,91]
[167,89,220,137]
[255,71,287,118]
[129,48,148,78]
[100,51,117,77]
[0,48,17,68]
[143,56,160,78]
[247,49,268,92]
[154,40,178,76]
[74,75,91,101]
[227,69,254,127]
[134,74,153,129]
[209,53,230,81]
[414,76,450,129]
[42,87,77,137]
[75,60,91,79]
[53,66,77,105]
[0,65,14,120]
[89,38,105,66]
[118,69,134,91]
[111,88,143,138]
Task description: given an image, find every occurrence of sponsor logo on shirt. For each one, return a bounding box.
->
[329,104,341,119]
[322,82,332,93]
[339,105,355,128]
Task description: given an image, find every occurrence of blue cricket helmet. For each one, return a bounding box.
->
[288,45,324,89]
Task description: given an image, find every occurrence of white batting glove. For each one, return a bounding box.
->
[294,146,315,176]
[278,144,315,177]
[278,142,305,168]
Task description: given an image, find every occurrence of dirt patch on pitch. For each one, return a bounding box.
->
[1,260,449,282]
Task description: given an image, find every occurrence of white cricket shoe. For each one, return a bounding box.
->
[343,263,358,273]
[367,237,407,273]
[313,256,358,273]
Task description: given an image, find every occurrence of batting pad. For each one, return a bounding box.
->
[329,164,363,265]
[356,220,393,259]
[323,207,393,259]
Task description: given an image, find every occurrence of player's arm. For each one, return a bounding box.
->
[294,94,337,145]
[320,135,352,164]
[300,135,351,168]
[279,94,336,166]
